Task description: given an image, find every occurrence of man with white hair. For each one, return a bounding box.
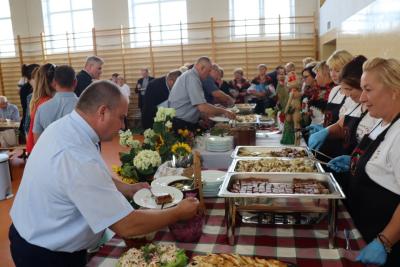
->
[0,96,20,122]
[0,96,19,147]
[74,56,104,97]
[168,56,235,131]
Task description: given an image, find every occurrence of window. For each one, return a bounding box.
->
[230,0,294,39]
[0,0,15,57]
[41,0,94,53]
[128,0,187,47]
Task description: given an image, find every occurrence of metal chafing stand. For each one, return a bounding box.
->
[218,172,345,249]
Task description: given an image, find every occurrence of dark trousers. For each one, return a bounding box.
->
[9,224,87,267]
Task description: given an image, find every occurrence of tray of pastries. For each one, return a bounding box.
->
[218,172,345,199]
[228,158,323,173]
[232,146,310,158]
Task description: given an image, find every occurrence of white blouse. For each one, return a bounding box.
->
[366,119,400,195]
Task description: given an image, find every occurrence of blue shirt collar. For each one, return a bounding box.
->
[54,92,77,98]
[70,110,100,145]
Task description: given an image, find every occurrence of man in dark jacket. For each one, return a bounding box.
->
[74,56,104,97]
[135,68,154,112]
[141,69,182,129]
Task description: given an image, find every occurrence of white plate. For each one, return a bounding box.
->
[201,170,226,184]
[151,175,190,187]
[209,116,230,122]
[133,186,183,209]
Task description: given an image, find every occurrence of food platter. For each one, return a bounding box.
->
[218,172,345,199]
[232,146,310,159]
[235,103,256,114]
[228,157,323,173]
[220,172,344,248]
[188,253,296,267]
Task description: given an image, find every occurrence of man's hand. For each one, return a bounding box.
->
[223,110,236,120]
[176,197,199,221]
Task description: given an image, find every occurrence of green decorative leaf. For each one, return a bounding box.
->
[120,152,134,165]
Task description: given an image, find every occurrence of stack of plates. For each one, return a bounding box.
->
[205,136,233,152]
[201,170,226,197]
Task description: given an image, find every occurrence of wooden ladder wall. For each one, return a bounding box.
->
[0,15,317,127]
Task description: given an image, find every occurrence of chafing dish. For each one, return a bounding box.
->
[228,157,324,173]
[231,145,311,159]
[235,103,256,114]
[219,172,344,248]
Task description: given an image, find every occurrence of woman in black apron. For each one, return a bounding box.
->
[327,104,369,193]
[308,56,370,159]
[325,49,354,127]
[328,57,400,266]
[323,88,347,127]
[347,115,400,266]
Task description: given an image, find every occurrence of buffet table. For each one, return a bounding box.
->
[88,197,365,267]
[89,132,366,266]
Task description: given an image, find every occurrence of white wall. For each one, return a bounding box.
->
[186,0,230,23]
[9,0,44,37]
[319,0,375,35]
[8,0,319,37]
[93,0,130,30]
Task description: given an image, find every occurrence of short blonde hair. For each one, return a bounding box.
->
[363,57,400,93]
[257,64,267,70]
[302,57,315,67]
[326,50,353,71]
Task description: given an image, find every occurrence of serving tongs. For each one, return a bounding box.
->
[309,148,333,160]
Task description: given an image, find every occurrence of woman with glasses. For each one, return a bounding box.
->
[26,63,56,153]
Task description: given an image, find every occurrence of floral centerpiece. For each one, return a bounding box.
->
[115,107,195,183]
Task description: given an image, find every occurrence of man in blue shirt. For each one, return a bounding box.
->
[0,96,20,122]
[202,64,234,106]
[33,65,78,142]
[9,80,199,267]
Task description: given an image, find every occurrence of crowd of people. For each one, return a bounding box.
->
[3,51,400,266]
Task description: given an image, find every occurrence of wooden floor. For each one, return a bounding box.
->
[0,136,125,267]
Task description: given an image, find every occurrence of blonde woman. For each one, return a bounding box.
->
[26,63,55,153]
[328,57,400,266]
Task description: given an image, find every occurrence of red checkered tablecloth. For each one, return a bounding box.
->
[88,197,367,267]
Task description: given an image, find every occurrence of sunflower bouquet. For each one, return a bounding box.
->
[117,107,196,183]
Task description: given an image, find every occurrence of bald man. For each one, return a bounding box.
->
[10,81,199,267]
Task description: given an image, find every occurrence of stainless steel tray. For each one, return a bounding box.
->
[231,145,311,159]
[235,103,256,114]
[227,157,324,173]
[218,172,345,199]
